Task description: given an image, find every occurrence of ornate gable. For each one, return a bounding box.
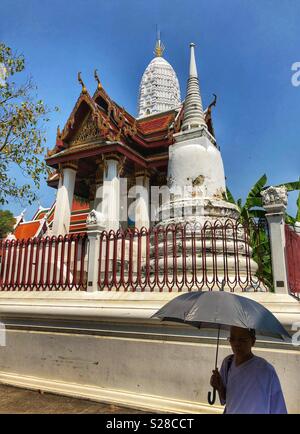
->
[69,112,100,147]
[61,93,98,142]
[57,90,115,149]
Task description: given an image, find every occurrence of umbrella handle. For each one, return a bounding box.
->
[208,387,216,405]
[207,325,220,405]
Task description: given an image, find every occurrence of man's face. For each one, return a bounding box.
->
[228,326,255,357]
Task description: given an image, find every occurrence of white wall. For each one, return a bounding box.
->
[0,292,299,413]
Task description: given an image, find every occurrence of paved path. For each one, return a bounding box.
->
[0,384,148,414]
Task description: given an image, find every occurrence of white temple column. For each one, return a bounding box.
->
[52,162,77,236]
[135,172,150,229]
[91,159,104,214]
[262,186,289,294]
[85,160,107,292]
[102,158,120,231]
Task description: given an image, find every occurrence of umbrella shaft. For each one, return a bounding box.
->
[215,326,220,369]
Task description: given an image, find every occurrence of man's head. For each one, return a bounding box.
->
[228,326,256,358]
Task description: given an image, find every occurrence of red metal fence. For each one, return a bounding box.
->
[0,234,88,291]
[98,220,270,292]
[0,220,270,292]
[285,225,300,297]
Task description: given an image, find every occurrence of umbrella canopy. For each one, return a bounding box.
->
[152,291,291,341]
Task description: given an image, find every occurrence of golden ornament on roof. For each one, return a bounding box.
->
[94,69,102,90]
[154,39,165,57]
[77,72,87,94]
[154,29,165,57]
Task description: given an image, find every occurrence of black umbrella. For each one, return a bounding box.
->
[151,291,291,405]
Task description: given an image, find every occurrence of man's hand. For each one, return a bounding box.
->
[210,368,226,402]
[210,368,223,391]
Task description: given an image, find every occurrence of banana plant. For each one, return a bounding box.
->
[284,178,300,226]
[226,175,300,224]
[225,175,300,292]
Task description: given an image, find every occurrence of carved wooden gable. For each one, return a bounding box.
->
[69,112,99,147]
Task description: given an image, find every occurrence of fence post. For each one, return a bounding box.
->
[261,186,289,294]
[86,211,105,292]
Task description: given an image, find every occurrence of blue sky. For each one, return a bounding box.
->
[1,0,299,219]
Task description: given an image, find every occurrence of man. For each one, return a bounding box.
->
[210,326,287,414]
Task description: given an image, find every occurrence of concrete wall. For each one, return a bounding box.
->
[0,292,299,413]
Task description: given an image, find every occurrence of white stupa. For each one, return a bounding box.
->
[137,34,181,118]
[153,44,259,291]
[160,43,239,225]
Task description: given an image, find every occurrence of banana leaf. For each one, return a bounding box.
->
[244,174,267,210]
[296,188,300,222]
[276,180,300,192]
[225,188,236,205]
[285,214,296,225]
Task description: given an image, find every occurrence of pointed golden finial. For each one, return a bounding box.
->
[77,72,87,94]
[154,28,165,57]
[94,69,102,90]
[57,125,61,138]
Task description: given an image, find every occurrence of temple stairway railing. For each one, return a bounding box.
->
[0,220,271,292]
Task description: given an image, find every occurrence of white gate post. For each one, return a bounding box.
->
[86,211,106,292]
[261,186,289,294]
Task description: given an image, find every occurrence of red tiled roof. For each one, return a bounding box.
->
[32,210,48,221]
[14,221,41,240]
[138,113,174,135]
[38,211,47,219]
[48,211,54,222]
[11,198,90,240]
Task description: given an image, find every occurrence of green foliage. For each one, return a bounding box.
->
[227,175,300,224]
[226,175,300,292]
[284,178,300,225]
[0,43,55,206]
[296,190,300,222]
[243,174,267,211]
[277,181,300,192]
[224,188,235,205]
[249,223,274,291]
[226,174,268,223]
[0,209,16,239]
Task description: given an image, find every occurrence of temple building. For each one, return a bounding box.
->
[12,37,221,239]
[9,38,256,289]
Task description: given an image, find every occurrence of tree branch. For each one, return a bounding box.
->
[0,124,13,153]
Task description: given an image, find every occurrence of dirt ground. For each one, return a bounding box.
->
[0,383,149,414]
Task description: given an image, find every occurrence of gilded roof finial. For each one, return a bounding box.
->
[94,69,102,90]
[77,72,87,94]
[57,125,61,138]
[154,28,165,57]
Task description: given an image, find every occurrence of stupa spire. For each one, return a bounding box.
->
[181,43,206,131]
[154,29,165,57]
[138,30,180,118]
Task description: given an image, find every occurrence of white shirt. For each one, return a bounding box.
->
[219,354,287,414]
